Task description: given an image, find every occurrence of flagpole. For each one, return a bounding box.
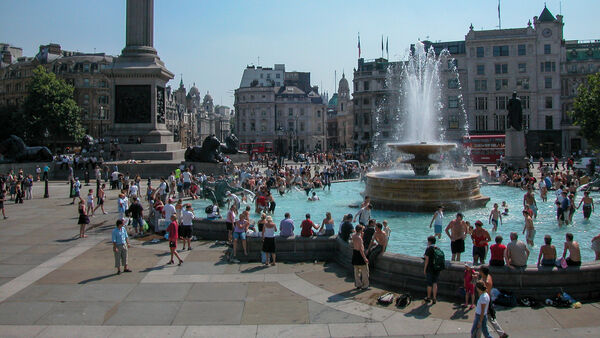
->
[498,0,501,29]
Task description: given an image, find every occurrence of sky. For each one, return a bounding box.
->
[1,0,599,108]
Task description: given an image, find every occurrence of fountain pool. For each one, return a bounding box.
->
[193,181,600,264]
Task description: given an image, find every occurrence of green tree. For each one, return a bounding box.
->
[570,73,600,149]
[0,104,24,139]
[22,65,84,147]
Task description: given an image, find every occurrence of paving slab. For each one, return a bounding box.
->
[383,312,443,336]
[246,282,305,301]
[183,325,257,338]
[185,282,248,301]
[256,323,330,338]
[125,283,192,302]
[0,301,54,324]
[68,283,137,302]
[242,300,309,325]
[0,254,51,266]
[36,325,116,338]
[492,307,561,332]
[544,304,600,328]
[0,264,38,278]
[308,300,369,324]
[36,301,117,325]
[172,301,244,325]
[328,322,389,337]
[6,284,82,302]
[104,301,182,326]
[174,262,228,275]
[183,250,228,262]
[0,325,48,338]
[107,325,186,338]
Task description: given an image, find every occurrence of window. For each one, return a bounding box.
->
[516,78,529,90]
[545,96,553,109]
[288,121,294,129]
[540,61,556,72]
[476,47,484,57]
[474,79,487,91]
[250,121,256,131]
[447,78,459,89]
[363,113,370,125]
[475,97,488,110]
[495,64,508,74]
[475,115,488,130]
[288,108,293,116]
[545,115,553,129]
[98,95,109,104]
[317,110,321,118]
[99,80,107,88]
[523,114,530,130]
[242,122,246,132]
[363,98,369,105]
[83,94,90,105]
[363,81,370,90]
[518,63,527,73]
[276,73,280,78]
[300,108,305,116]
[476,64,485,75]
[448,115,459,129]
[260,74,263,78]
[544,44,551,55]
[545,77,552,89]
[520,96,530,110]
[495,79,508,90]
[493,45,509,56]
[83,78,90,87]
[495,96,508,110]
[83,63,90,72]
[300,122,304,132]
[448,96,459,108]
[261,110,266,116]
[494,114,506,131]
[518,44,526,56]
[266,74,270,79]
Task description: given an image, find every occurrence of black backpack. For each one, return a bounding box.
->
[395,293,412,308]
[432,247,445,272]
[205,205,213,214]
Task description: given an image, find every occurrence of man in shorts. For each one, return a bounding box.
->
[226,204,237,244]
[445,213,467,261]
[180,204,195,251]
[127,197,144,237]
[429,206,444,238]
[423,235,440,304]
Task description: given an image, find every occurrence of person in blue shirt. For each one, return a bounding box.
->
[279,212,295,237]
[112,219,131,275]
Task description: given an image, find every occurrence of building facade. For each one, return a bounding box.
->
[327,74,354,151]
[234,64,327,156]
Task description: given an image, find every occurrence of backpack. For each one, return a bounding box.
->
[205,205,214,214]
[395,293,412,308]
[432,247,445,272]
[377,292,394,305]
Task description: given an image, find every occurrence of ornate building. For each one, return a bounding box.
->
[327,73,353,151]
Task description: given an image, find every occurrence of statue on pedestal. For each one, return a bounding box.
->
[507,91,523,131]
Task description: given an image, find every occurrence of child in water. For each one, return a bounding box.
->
[501,201,509,216]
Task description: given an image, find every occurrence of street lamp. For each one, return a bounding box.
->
[276,126,284,166]
[98,106,105,140]
[287,128,294,160]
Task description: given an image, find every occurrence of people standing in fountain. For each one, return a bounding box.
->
[445,213,467,261]
[363,219,376,252]
[429,206,444,239]
[521,209,535,247]
[505,232,529,269]
[488,204,502,232]
[471,221,491,265]
[354,204,372,226]
[577,191,594,220]
[523,188,538,219]
[559,190,570,227]
[351,225,369,289]
[367,223,388,270]
[537,235,557,267]
[562,233,581,266]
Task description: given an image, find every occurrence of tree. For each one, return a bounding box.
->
[0,104,24,139]
[22,65,84,147]
[570,73,600,149]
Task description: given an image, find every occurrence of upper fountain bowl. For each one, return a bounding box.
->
[387,142,456,155]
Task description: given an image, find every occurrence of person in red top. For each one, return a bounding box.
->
[471,220,491,265]
[300,213,319,237]
[166,214,183,265]
[488,235,506,267]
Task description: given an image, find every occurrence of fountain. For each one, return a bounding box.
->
[365,42,489,212]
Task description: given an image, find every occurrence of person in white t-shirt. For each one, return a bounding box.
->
[163,199,176,223]
[129,183,139,198]
[180,204,195,250]
[182,169,192,196]
[471,281,492,338]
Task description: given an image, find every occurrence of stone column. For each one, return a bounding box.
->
[122,0,157,56]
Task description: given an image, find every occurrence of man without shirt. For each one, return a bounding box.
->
[367,223,388,270]
[562,232,581,266]
[445,213,467,261]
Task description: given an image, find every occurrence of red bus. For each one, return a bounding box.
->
[463,135,505,164]
[239,142,274,154]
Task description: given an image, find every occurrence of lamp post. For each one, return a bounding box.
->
[287,128,294,160]
[98,106,105,139]
[276,126,284,166]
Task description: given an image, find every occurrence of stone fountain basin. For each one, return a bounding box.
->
[388,142,457,156]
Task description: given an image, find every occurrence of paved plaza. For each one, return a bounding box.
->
[0,181,599,337]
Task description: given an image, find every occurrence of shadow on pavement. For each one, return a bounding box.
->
[404,302,432,318]
[78,272,117,284]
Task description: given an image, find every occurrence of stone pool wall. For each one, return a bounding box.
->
[192,219,600,300]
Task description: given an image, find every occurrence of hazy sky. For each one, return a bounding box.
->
[1,0,598,108]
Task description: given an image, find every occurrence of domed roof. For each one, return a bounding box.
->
[338,73,349,94]
[203,91,213,103]
[188,83,200,97]
[328,93,338,108]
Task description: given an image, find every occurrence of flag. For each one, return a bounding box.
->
[358,33,361,58]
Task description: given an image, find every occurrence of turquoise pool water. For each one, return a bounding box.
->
[193,181,600,264]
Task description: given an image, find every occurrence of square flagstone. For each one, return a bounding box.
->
[24,244,70,255]
[242,300,309,324]
[125,283,192,301]
[104,301,182,325]
[37,325,115,338]
[494,307,561,332]
[36,301,116,325]
[183,325,257,338]
[0,325,48,338]
[35,269,115,284]
[108,325,186,338]
[0,253,49,266]
[328,322,388,337]
[308,300,368,324]
[246,282,305,301]
[184,250,228,262]
[174,262,228,275]
[0,264,37,278]
[0,301,54,324]
[256,324,330,338]
[544,304,600,329]
[0,245,32,256]
[6,284,83,302]
[69,283,137,302]
[186,282,248,301]
[0,277,12,286]
[172,301,244,325]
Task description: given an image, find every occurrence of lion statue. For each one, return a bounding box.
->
[220,133,243,154]
[81,134,94,153]
[185,135,223,163]
[0,135,53,163]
